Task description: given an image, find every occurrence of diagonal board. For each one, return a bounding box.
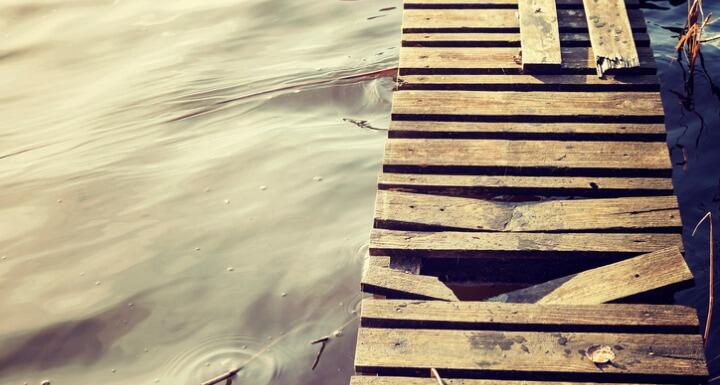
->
[375,191,681,232]
[363,264,459,301]
[354,328,708,381]
[518,0,561,70]
[488,246,693,304]
[583,0,640,76]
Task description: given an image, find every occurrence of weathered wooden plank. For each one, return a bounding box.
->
[361,299,699,333]
[389,121,665,135]
[401,32,651,47]
[399,47,655,75]
[383,139,671,172]
[403,0,640,7]
[378,173,674,197]
[355,328,708,380]
[363,264,459,301]
[518,0,561,70]
[351,377,651,385]
[369,229,683,257]
[392,91,662,119]
[402,8,645,32]
[375,191,680,232]
[583,0,640,76]
[397,74,659,92]
[490,247,693,304]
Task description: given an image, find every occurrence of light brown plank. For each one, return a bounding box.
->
[490,246,693,304]
[402,9,645,31]
[378,173,674,197]
[399,47,654,73]
[401,32,651,46]
[384,139,671,171]
[363,264,459,301]
[397,74,658,92]
[403,0,640,6]
[388,121,665,135]
[361,299,699,332]
[392,91,662,118]
[352,377,651,385]
[375,191,680,232]
[583,0,640,76]
[369,229,683,256]
[355,328,708,380]
[519,0,561,70]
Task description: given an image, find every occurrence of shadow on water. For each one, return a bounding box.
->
[642,0,720,379]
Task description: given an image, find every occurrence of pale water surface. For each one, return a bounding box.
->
[0,0,718,384]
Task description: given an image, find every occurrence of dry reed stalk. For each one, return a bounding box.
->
[676,0,718,75]
[692,211,715,345]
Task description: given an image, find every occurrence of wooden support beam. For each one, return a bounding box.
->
[489,246,693,304]
[518,0,561,70]
[582,0,640,76]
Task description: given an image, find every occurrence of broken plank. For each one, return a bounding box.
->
[369,229,683,257]
[583,0,640,76]
[383,139,671,172]
[489,246,693,304]
[361,299,700,333]
[391,91,662,119]
[518,0,561,70]
[355,328,708,381]
[402,8,645,32]
[378,173,674,197]
[399,47,655,75]
[362,264,459,301]
[375,191,681,232]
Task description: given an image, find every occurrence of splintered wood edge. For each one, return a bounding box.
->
[362,262,458,301]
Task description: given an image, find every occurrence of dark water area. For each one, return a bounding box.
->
[0,0,718,384]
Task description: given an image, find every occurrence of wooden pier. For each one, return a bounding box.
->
[351,0,710,384]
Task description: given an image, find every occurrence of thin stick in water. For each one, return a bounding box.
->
[430,368,446,385]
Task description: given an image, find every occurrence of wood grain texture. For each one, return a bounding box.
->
[490,247,693,304]
[384,139,671,171]
[403,0,640,6]
[361,299,699,332]
[375,191,680,232]
[402,8,645,31]
[351,377,652,385]
[397,74,658,93]
[399,47,654,74]
[378,173,674,197]
[389,121,666,134]
[369,229,683,256]
[401,32,651,47]
[583,0,640,76]
[363,265,459,301]
[392,91,663,118]
[355,328,708,380]
[518,0,561,70]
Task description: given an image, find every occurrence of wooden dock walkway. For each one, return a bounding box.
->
[351,0,710,384]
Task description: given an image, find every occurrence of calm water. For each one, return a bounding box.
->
[0,0,718,384]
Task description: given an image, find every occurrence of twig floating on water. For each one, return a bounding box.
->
[692,211,715,346]
[201,368,241,385]
[310,336,330,345]
[311,340,327,370]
